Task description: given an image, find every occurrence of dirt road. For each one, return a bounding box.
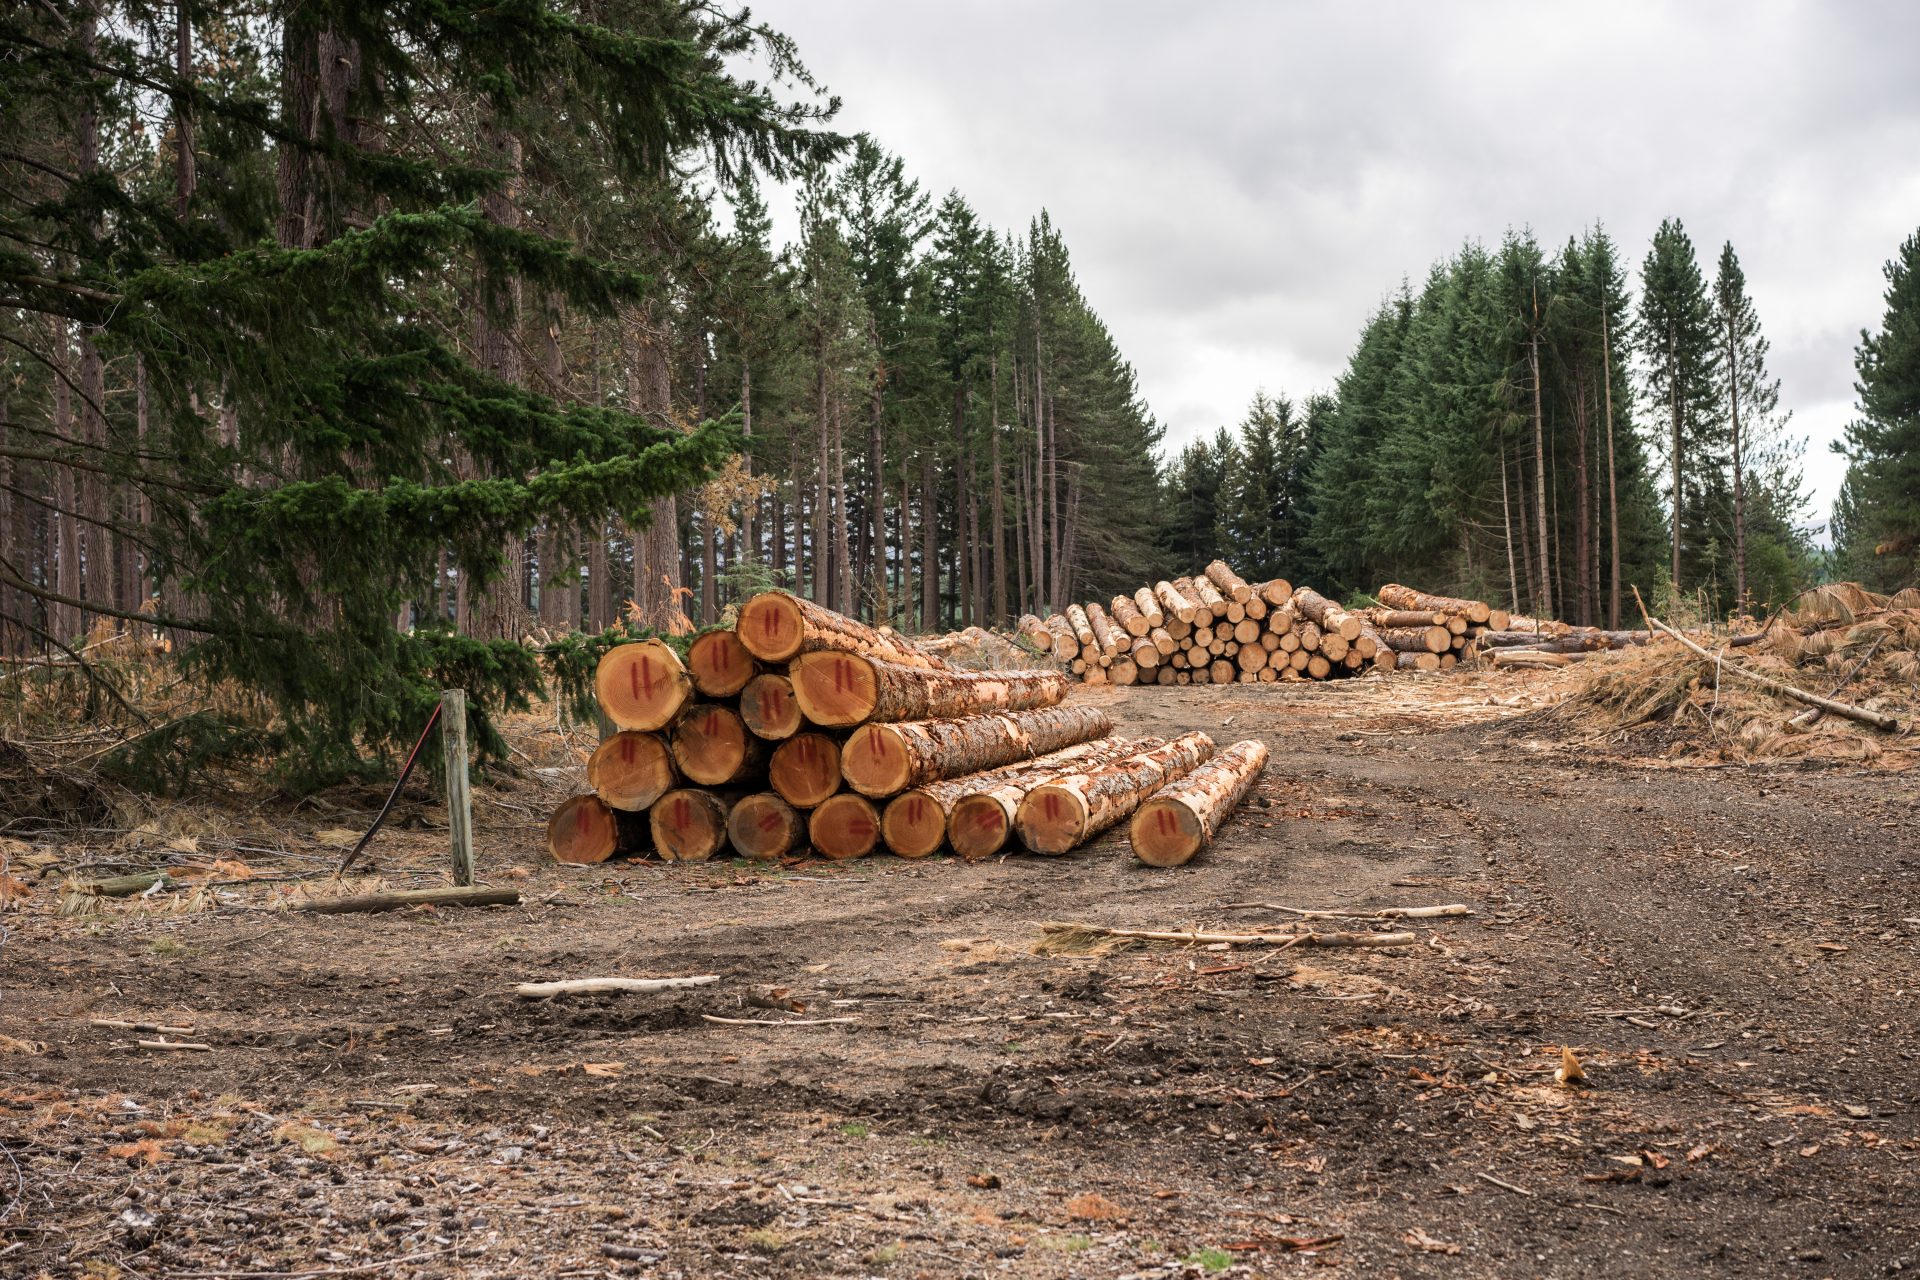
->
[3,675,1916,1277]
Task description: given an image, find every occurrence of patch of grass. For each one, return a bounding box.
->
[148,936,191,957]
[838,1121,870,1138]
[906,1134,947,1149]
[743,1228,786,1254]
[272,1122,339,1156]
[1186,1246,1234,1272]
[1034,1235,1094,1253]
[863,1243,901,1267]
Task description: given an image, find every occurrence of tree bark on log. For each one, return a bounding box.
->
[1291,587,1362,640]
[1377,625,1453,653]
[1205,560,1253,603]
[1378,584,1491,624]
[1133,587,1165,630]
[302,887,522,914]
[670,703,767,786]
[1154,580,1196,624]
[1111,594,1149,637]
[1042,613,1077,656]
[1474,628,1650,649]
[587,731,677,812]
[740,673,803,740]
[880,736,1128,858]
[1258,578,1293,607]
[1190,575,1228,619]
[1015,731,1216,855]
[947,736,1167,860]
[1016,614,1051,652]
[686,628,756,698]
[1129,739,1269,867]
[841,704,1114,798]
[549,794,649,864]
[736,590,940,667]
[649,789,732,861]
[1086,602,1123,656]
[768,732,843,808]
[727,792,806,860]
[790,652,1070,727]
[595,639,693,732]
[808,792,879,859]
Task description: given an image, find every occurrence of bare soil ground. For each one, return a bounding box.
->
[3,667,1918,1279]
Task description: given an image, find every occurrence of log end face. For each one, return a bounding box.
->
[548,794,618,864]
[650,789,729,862]
[595,640,691,732]
[769,733,842,809]
[586,731,675,811]
[672,705,753,786]
[1015,784,1089,855]
[808,793,879,860]
[741,674,802,740]
[947,795,1010,860]
[726,793,801,861]
[688,629,755,697]
[1129,799,1203,867]
[842,722,913,797]
[736,592,805,662]
[790,651,879,727]
[881,790,946,858]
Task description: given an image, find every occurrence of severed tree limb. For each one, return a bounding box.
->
[1788,635,1885,729]
[1640,604,1903,732]
[699,1014,856,1027]
[1039,921,1416,949]
[92,1018,194,1034]
[296,886,519,915]
[514,975,718,999]
[1222,903,1473,920]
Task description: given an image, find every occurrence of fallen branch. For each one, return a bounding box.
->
[1038,921,1416,950]
[296,886,519,915]
[699,1014,856,1027]
[514,975,718,999]
[1223,903,1472,920]
[1476,1171,1535,1198]
[1638,595,1902,732]
[91,1018,194,1034]
[1788,635,1885,729]
[137,1038,211,1051]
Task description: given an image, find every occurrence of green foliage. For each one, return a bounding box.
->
[1833,228,1920,589]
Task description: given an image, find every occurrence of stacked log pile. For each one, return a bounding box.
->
[1025,568,1645,682]
[546,591,1267,866]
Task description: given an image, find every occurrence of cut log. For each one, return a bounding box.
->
[1191,575,1228,618]
[1149,625,1177,655]
[1319,631,1350,662]
[948,736,1166,860]
[1064,603,1096,648]
[808,792,880,860]
[686,628,756,698]
[1489,648,1578,667]
[1110,657,1138,685]
[1043,613,1077,656]
[595,639,692,732]
[726,792,807,860]
[789,652,1069,727]
[1305,654,1331,680]
[1292,587,1363,641]
[1366,608,1448,629]
[1015,731,1215,855]
[1487,609,1512,631]
[1130,638,1161,669]
[1129,739,1269,868]
[1235,643,1266,674]
[1153,580,1196,624]
[1086,602,1123,656]
[515,975,718,998]
[670,703,767,786]
[740,672,804,740]
[1377,624,1452,653]
[1232,617,1260,644]
[648,789,732,862]
[736,590,939,667]
[1208,658,1235,684]
[1205,560,1253,604]
[1245,596,1268,622]
[880,737,1128,858]
[1111,594,1150,637]
[840,704,1115,798]
[301,886,521,914]
[1396,651,1441,671]
[548,794,648,864]
[587,731,677,812]
[1297,621,1321,652]
[1016,613,1052,652]
[1258,578,1293,606]
[768,732,843,808]
[1475,628,1652,650]
[1134,587,1165,630]
[1378,584,1492,624]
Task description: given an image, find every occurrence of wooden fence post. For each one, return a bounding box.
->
[442,688,474,886]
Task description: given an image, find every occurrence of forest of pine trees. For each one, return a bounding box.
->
[2,0,1915,780]
[1169,223,1826,626]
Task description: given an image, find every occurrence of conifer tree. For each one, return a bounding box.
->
[1833,228,1920,589]
[1637,219,1721,600]
[1712,242,1785,611]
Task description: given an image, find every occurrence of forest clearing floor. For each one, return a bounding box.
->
[3,665,1918,1279]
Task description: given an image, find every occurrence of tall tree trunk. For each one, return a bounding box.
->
[1668,321,1683,595]
[49,320,80,642]
[537,292,575,629]
[469,122,526,640]
[174,0,195,214]
[739,363,755,568]
[951,380,970,626]
[1572,370,1592,627]
[832,394,853,616]
[1602,303,1621,630]
[811,330,829,606]
[1499,434,1519,610]
[897,454,911,620]
[1727,311,1747,613]
[989,353,1008,625]
[1528,280,1552,619]
[1514,441,1537,618]
[630,302,680,630]
[919,455,938,630]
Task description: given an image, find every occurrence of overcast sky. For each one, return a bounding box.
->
[754,1,1920,534]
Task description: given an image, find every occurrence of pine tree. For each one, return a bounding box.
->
[1833,228,1920,589]
[1637,219,1721,602]
[1712,242,1786,611]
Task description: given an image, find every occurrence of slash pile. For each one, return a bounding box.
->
[546,591,1269,867]
[1018,564,1549,683]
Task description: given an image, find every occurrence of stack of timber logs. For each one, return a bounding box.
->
[1026,566,1631,683]
[546,591,1262,865]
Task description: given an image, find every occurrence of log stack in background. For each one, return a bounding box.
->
[545,591,1265,867]
[1026,565,1637,684]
